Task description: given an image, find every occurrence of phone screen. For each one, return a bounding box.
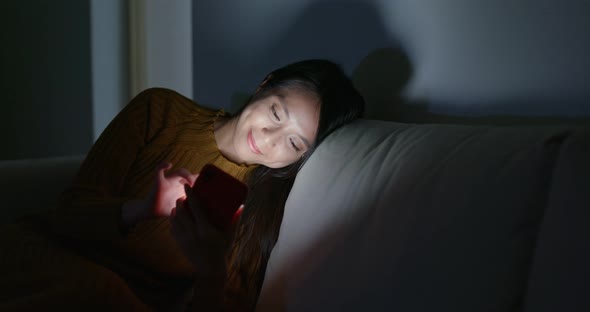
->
[192,164,248,230]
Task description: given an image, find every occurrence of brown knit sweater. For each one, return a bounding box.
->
[0,88,257,311]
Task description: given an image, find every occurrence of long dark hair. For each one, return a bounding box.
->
[226,60,365,306]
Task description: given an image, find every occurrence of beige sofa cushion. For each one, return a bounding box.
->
[258,120,569,311]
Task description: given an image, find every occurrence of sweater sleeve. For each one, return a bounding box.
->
[49,88,172,241]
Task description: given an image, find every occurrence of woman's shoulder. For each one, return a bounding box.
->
[136,87,204,107]
[136,87,220,116]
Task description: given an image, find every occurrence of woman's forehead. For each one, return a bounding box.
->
[274,87,320,107]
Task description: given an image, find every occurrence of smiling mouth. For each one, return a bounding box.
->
[248,130,262,155]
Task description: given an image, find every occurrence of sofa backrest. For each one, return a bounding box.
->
[0,155,84,224]
[522,130,590,312]
[257,119,573,311]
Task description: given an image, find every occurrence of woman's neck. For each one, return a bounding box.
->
[214,117,242,164]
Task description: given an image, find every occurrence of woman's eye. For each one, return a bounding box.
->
[290,138,301,152]
[271,104,280,121]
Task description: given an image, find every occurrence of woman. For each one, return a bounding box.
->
[0,59,364,311]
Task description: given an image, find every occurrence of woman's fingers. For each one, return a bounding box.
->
[230,205,244,227]
[173,168,199,187]
[188,173,199,186]
[158,165,199,189]
[225,204,244,238]
[157,162,173,176]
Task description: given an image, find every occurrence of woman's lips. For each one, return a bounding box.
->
[248,130,262,155]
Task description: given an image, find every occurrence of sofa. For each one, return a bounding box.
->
[256,120,590,311]
[1,120,588,311]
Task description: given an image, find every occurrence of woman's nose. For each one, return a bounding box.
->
[262,127,280,147]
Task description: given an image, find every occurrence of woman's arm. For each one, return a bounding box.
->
[49,88,170,240]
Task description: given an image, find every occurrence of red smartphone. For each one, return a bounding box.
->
[192,164,248,230]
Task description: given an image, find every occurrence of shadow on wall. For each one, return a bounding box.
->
[228,0,399,114]
[224,0,590,127]
[351,47,412,121]
[350,48,590,126]
[233,42,590,126]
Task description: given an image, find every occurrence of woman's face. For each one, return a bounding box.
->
[232,88,320,168]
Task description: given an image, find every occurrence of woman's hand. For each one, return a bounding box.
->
[170,184,243,276]
[122,162,198,227]
[149,162,198,217]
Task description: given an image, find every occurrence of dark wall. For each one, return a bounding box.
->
[192,0,590,124]
[1,0,93,160]
[193,0,396,113]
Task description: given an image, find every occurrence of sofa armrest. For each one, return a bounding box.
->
[0,155,85,224]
